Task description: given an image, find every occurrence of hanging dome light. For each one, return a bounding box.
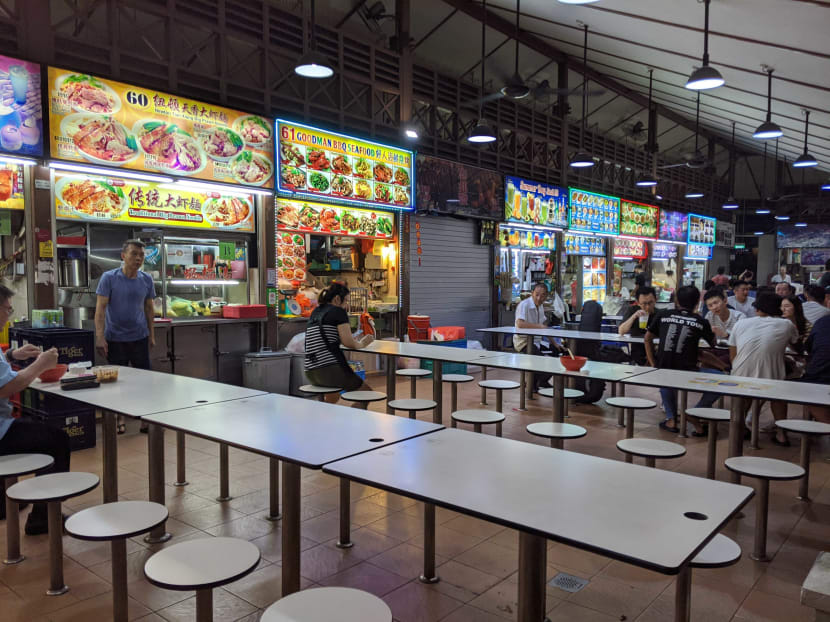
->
[685,189,704,199]
[570,152,595,168]
[635,173,658,187]
[685,0,724,90]
[294,50,334,78]
[754,68,783,139]
[468,119,497,143]
[792,110,817,168]
[722,197,739,209]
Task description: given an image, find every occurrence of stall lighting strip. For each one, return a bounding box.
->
[618,234,657,242]
[173,180,273,197]
[501,222,564,233]
[169,280,239,286]
[656,240,687,245]
[49,161,175,183]
[0,155,37,166]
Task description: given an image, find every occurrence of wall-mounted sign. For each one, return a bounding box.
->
[716,221,735,248]
[277,119,413,211]
[568,188,620,235]
[276,198,395,239]
[504,176,568,228]
[777,223,830,249]
[652,242,678,260]
[0,163,24,209]
[0,55,42,157]
[54,172,255,232]
[564,233,606,256]
[498,225,556,250]
[687,213,716,246]
[619,200,658,239]
[416,155,501,220]
[613,237,647,259]
[658,209,687,243]
[800,249,830,267]
[479,220,497,245]
[48,67,274,188]
[685,242,712,260]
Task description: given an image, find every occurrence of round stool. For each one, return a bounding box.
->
[0,453,54,565]
[388,398,437,420]
[606,397,657,462]
[724,457,804,562]
[451,409,505,436]
[341,391,387,410]
[299,385,343,402]
[396,368,432,398]
[66,501,168,622]
[526,422,587,449]
[686,408,731,480]
[616,438,685,468]
[537,387,585,418]
[145,537,260,622]
[478,379,520,413]
[775,420,830,501]
[7,472,99,595]
[261,586,392,622]
[691,534,742,569]
[443,374,474,413]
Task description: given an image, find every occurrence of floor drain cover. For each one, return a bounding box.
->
[549,572,589,593]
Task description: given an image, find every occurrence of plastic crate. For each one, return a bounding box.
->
[416,339,467,375]
[222,304,267,318]
[9,327,94,366]
[18,401,96,452]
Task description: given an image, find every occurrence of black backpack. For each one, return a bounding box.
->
[572,301,606,403]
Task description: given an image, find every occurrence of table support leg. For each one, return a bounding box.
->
[4,475,23,564]
[517,531,547,622]
[728,398,745,485]
[432,360,443,424]
[481,366,488,405]
[265,458,281,521]
[624,409,634,464]
[102,410,118,503]
[750,400,761,450]
[419,503,439,583]
[386,355,397,414]
[145,424,171,543]
[797,436,811,501]
[282,461,301,597]
[174,431,188,487]
[111,538,128,622]
[706,423,718,480]
[195,588,212,622]
[524,339,534,407]
[611,382,617,399]
[47,501,68,595]
[678,391,688,438]
[217,444,231,502]
[336,478,352,549]
[616,385,624,427]
[674,564,692,622]
[410,376,417,399]
[451,383,458,415]
[552,376,565,424]
[751,479,771,562]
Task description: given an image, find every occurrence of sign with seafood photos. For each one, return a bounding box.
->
[504,176,568,228]
[277,120,414,211]
[54,172,254,232]
[276,198,395,240]
[619,200,658,239]
[47,67,274,188]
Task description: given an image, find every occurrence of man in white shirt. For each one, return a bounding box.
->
[514,282,559,391]
[803,285,830,325]
[727,281,756,318]
[704,288,745,340]
[770,265,791,284]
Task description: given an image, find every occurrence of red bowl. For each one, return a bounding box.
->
[39,364,68,383]
[560,356,587,372]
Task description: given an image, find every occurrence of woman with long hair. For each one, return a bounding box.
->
[781,295,812,353]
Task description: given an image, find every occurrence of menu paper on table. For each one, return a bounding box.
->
[568,188,620,235]
[504,176,568,228]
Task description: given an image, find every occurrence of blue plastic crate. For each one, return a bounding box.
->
[416,339,468,375]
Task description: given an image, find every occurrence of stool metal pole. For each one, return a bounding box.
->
[195,588,213,622]
[336,478,352,548]
[419,503,439,583]
[47,501,68,595]
[385,355,397,414]
[728,398,745,485]
[624,409,634,463]
[174,431,188,487]
[677,390,688,438]
[616,384,624,427]
[480,366,488,405]
[645,456,656,468]
[432,360,443,424]
[751,479,771,562]
[552,375,565,423]
[102,410,118,503]
[706,423,718,480]
[517,531,547,622]
[217,443,231,502]
[111,538,128,622]
[797,435,811,501]
[410,376,417,398]
[451,383,458,414]
[750,400,762,450]
[266,458,281,521]
[4,475,23,564]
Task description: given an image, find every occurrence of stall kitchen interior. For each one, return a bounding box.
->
[0,2,828,622]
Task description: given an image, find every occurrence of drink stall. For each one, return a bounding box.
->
[616,199,659,295]
[653,209,687,303]
[683,214,716,287]
[612,237,648,296]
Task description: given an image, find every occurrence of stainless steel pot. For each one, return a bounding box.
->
[60,259,87,287]
[61,306,93,329]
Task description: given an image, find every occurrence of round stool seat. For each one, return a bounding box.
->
[478,379,520,390]
[299,384,342,395]
[616,438,686,459]
[451,409,505,425]
[691,534,742,569]
[388,399,437,411]
[261,587,392,622]
[65,501,168,541]
[6,472,99,503]
[395,368,431,377]
[686,408,730,422]
[442,374,474,383]
[724,457,805,481]
[606,397,657,410]
[527,422,587,441]
[537,387,585,399]
[0,453,54,478]
[775,420,830,435]
[341,391,387,403]
[144,537,260,591]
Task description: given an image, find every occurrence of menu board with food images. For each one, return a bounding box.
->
[277,120,414,211]
[498,225,556,250]
[685,242,712,260]
[619,200,658,239]
[0,55,42,157]
[612,237,647,259]
[687,213,716,246]
[659,210,687,243]
[582,256,607,302]
[504,176,568,228]
[276,231,307,283]
[568,188,620,235]
[652,242,678,260]
[563,233,606,256]
[276,198,395,240]
[53,172,255,232]
[0,163,24,209]
[48,67,274,188]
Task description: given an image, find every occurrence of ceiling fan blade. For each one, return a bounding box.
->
[658,162,689,170]
[460,91,505,108]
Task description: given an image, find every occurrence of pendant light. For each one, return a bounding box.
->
[756,143,770,214]
[793,110,818,168]
[753,67,782,139]
[294,0,334,78]
[685,0,724,90]
[570,23,594,168]
[822,182,830,191]
[468,0,496,143]
[722,121,739,209]
[684,93,704,198]
[635,69,658,187]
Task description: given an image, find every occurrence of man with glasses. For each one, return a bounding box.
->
[618,286,657,366]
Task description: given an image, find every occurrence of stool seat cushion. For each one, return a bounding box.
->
[261,587,392,622]
[606,397,657,409]
[396,368,432,377]
[6,471,99,503]
[341,391,387,403]
[526,422,587,440]
[144,537,260,591]
[299,384,342,394]
[65,501,168,541]
[451,409,505,425]
[616,438,686,459]
[0,453,54,478]
[388,398,437,411]
[537,387,585,399]
[724,456,805,481]
[685,408,730,422]
[691,534,742,569]
[442,374,474,383]
[775,419,830,435]
[478,380,520,390]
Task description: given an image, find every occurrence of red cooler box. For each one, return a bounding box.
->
[223,304,267,319]
[407,315,430,342]
[429,326,465,341]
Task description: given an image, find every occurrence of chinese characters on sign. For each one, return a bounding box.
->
[613,237,647,259]
[276,198,395,239]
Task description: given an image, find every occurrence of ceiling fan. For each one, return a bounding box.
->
[659,92,711,170]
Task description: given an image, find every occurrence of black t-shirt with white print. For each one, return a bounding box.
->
[646,308,715,371]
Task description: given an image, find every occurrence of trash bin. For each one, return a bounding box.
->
[289,353,309,396]
[242,349,292,395]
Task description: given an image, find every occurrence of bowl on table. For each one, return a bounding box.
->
[560,356,587,372]
[39,364,68,383]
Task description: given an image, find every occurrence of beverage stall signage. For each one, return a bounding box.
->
[48,67,274,188]
[54,172,255,232]
[276,197,394,240]
[498,225,556,250]
[0,163,24,209]
[277,119,414,211]
[658,209,687,243]
[613,237,647,259]
[564,233,606,256]
[0,55,43,157]
[504,176,568,228]
[685,242,712,260]
[652,242,678,260]
[568,188,620,235]
[619,200,658,239]
[687,213,716,246]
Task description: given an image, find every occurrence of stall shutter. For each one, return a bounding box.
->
[409,215,491,340]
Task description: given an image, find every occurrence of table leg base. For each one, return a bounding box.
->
[750,554,772,563]
[143,532,172,544]
[47,585,69,596]
[3,555,24,565]
[336,541,354,549]
[264,513,282,522]
[215,496,232,502]
[173,481,188,487]
[796,496,810,502]
[418,574,440,584]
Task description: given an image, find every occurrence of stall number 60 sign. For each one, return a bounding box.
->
[415,222,422,266]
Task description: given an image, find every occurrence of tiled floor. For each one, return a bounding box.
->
[1,368,827,621]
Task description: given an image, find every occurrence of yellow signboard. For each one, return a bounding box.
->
[54,172,255,233]
[48,67,274,188]
[276,197,395,239]
[0,163,24,210]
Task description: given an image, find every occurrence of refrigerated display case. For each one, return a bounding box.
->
[497,224,557,302]
[683,243,712,288]
[612,237,648,296]
[652,243,679,303]
[561,233,607,311]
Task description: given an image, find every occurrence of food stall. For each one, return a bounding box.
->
[683,214,716,287]
[612,237,648,296]
[653,209,687,303]
[616,199,659,295]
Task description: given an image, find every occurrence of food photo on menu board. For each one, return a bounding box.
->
[687,213,716,246]
[659,209,687,242]
[613,237,647,259]
[48,67,274,188]
[619,200,658,239]
[0,55,42,156]
[277,120,414,211]
[276,198,395,239]
[504,176,568,228]
[564,233,606,256]
[686,243,712,260]
[498,225,556,250]
[0,163,24,209]
[568,188,620,234]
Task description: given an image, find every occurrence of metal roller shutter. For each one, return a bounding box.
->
[409,214,491,339]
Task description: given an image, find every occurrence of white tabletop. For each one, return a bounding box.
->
[33,366,268,418]
[353,340,494,363]
[142,393,443,468]
[0,453,54,478]
[478,326,718,349]
[324,428,753,573]
[65,501,168,540]
[144,537,260,590]
[526,422,586,439]
[478,352,655,382]
[7,471,99,503]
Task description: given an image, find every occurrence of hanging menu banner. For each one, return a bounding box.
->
[652,242,678,260]
[48,67,274,188]
[0,163,24,209]
[686,242,712,260]
[564,233,606,256]
[659,210,687,243]
[687,213,716,246]
[277,119,414,211]
[612,237,647,259]
[54,172,255,232]
[0,55,43,157]
[498,225,557,250]
[504,176,568,228]
[716,221,735,248]
[619,199,658,239]
[568,188,620,235]
[276,198,395,239]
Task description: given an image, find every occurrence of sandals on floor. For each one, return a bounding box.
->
[117,423,126,435]
[659,420,679,433]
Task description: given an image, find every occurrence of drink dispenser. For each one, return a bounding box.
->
[58,249,88,287]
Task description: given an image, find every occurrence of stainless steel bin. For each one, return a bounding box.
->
[242,349,292,395]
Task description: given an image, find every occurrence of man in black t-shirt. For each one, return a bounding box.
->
[644,285,715,432]
[618,286,657,366]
